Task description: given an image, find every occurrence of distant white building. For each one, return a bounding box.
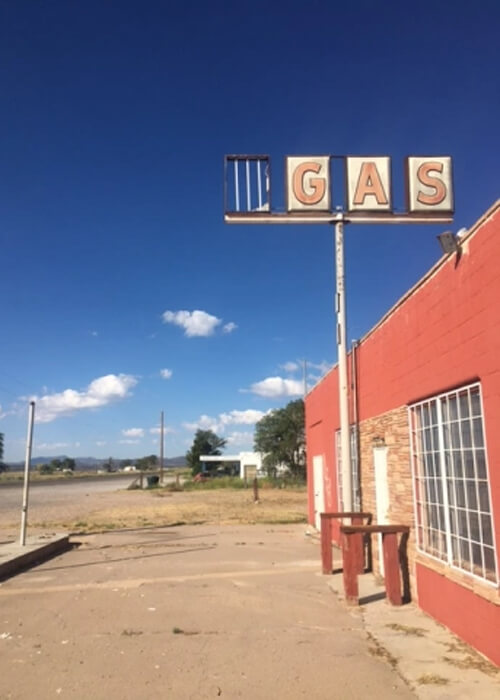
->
[199,452,263,480]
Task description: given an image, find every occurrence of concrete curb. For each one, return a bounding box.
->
[0,533,71,581]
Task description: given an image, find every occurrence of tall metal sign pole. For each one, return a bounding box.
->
[224,154,454,513]
[334,214,352,508]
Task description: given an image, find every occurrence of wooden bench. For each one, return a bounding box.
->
[320,512,372,575]
[340,524,410,606]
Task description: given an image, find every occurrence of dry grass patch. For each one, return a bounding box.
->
[443,653,499,677]
[366,632,398,669]
[417,674,449,686]
[39,488,308,534]
[385,623,427,637]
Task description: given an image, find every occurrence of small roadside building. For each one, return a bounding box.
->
[199,452,263,480]
[305,200,500,665]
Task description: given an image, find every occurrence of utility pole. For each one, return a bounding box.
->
[160,410,164,484]
[20,401,35,546]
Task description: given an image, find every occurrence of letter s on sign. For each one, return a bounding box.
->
[292,162,326,205]
[416,162,447,206]
[407,156,453,213]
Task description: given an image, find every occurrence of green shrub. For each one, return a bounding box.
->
[183,476,247,491]
[176,475,307,492]
[38,463,54,475]
[258,476,306,490]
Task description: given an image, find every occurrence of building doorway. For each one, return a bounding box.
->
[374,446,389,576]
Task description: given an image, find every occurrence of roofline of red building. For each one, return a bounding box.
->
[307,198,500,397]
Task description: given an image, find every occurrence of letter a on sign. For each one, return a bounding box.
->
[286,156,330,212]
[406,157,453,213]
[346,157,392,212]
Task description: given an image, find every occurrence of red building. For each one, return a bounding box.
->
[306,200,500,665]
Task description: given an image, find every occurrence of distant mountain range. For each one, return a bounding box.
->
[6,455,187,470]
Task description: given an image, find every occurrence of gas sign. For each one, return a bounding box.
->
[285,155,453,216]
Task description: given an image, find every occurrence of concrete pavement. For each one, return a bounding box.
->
[0,524,412,700]
[1,524,498,699]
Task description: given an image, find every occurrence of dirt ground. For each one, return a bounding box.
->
[0,524,414,700]
[0,484,308,537]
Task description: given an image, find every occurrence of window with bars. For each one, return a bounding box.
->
[336,427,361,512]
[409,383,498,585]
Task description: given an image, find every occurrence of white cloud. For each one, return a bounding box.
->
[149,426,175,435]
[279,360,330,375]
[91,331,98,337]
[247,376,303,399]
[280,361,299,373]
[119,439,140,444]
[96,441,107,446]
[309,360,331,374]
[162,309,221,337]
[122,428,144,438]
[0,403,15,420]
[183,408,267,434]
[160,368,173,380]
[182,414,220,432]
[33,374,138,423]
[226,431,254,447]
[219,409,267,426]
[222,322,237,334]
[308,374,322,386]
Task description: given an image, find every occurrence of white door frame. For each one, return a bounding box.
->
[313,455,325,531]
[374,446,389,576]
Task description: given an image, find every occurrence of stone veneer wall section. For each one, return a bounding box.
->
[358,405,417,596]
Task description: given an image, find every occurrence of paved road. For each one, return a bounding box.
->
[0,474,184,536]
[0,475,135,510]
[0,524,414,699]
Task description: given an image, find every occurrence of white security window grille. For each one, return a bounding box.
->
[409,383,498,585]
[336,426,361,512]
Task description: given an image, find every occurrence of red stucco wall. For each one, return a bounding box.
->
[416,564,500,666]
[306,201,500,663]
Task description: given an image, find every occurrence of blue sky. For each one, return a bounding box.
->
[1,1,499,461]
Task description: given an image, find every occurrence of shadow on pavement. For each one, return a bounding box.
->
[20,543,217,574]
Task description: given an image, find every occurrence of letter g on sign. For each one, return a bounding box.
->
[293,162,325,205]
[286,156,331,212]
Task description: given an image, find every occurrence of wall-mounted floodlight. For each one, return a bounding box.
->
[437,231,461,255]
